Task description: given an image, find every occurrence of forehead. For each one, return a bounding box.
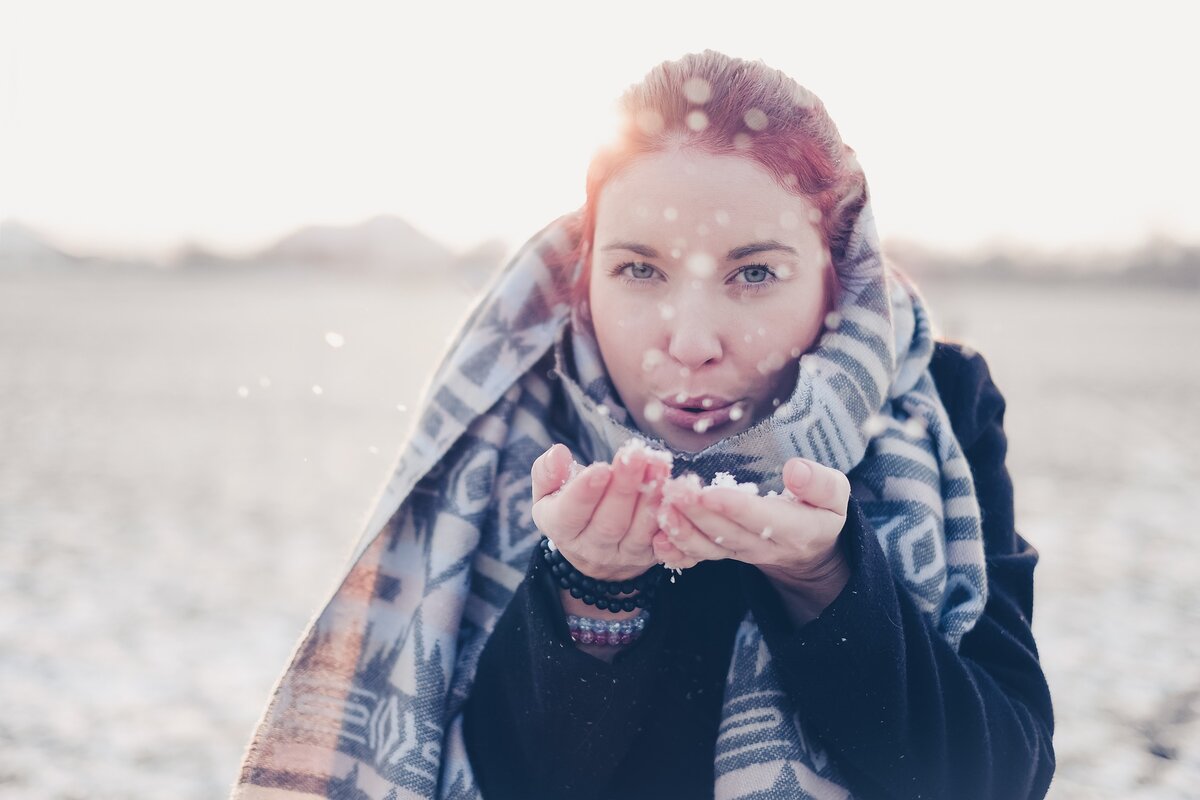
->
[592,149,811,231]
[594,150,819,246]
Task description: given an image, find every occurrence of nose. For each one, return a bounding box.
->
[666,300,723,370]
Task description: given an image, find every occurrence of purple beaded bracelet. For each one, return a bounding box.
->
[566,610,649,646]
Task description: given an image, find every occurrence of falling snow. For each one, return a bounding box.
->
[756,352,785,374]
[686,252,716,278]
[324,331,345,348]
[862,413,888,437]
[902,416,928,438]
[682,76,712,104]
[642,348,665,372]
[743,108,769,131]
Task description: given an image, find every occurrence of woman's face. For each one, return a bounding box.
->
[588,148,835,453]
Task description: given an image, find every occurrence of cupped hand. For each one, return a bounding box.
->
[530,442,672,582]
[651,457,852,587]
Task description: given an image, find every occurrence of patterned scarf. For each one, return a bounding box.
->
[232,196,987,800]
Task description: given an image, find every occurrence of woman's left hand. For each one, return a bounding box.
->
[652,457,852,601]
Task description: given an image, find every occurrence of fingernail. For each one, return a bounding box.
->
[789,459,812,483]
[588,467,611,489]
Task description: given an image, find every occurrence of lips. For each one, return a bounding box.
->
[660,395,742,433]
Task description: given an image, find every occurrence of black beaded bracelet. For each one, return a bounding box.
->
[538,537,663,613]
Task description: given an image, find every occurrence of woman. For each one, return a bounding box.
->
[233,51,1054,800]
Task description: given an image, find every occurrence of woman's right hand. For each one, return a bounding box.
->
[530,442,669,582]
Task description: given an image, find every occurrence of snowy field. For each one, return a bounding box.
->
[0,268,1196,799]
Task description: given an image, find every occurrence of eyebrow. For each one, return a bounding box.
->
[600,239,800,260]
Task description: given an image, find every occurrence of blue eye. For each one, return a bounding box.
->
[730,264,777,292]
[608,261,660,285]
[742,266,770,283]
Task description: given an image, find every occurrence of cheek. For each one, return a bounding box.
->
[737,299,826,359]
[589,292,658,392]
[591,283,662,338]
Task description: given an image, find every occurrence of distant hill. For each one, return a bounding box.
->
[886,236,1200,290]
[0,220,81,269]
[252,215,456,275]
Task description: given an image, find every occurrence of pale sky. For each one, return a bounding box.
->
[2,0,1197,261]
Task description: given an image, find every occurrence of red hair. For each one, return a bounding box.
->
[559,50,867,309]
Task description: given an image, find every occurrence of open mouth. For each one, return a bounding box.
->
[660,397,743,434]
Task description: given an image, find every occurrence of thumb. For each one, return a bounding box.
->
[782,457,815,497]
[532,443,573,503]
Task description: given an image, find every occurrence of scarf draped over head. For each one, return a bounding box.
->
[233,192,988,799]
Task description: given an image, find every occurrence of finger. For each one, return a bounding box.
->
[661,502,737,562]
[675,498,773,560]
[531,443,573,503]
[619,457,671,558]
[783,458,851,514]
[582,451,650,544]
[651,531,703,571]
[531,463,611,543]
[698,487,847,558]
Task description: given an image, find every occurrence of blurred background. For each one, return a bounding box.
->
[1,1,1197,798]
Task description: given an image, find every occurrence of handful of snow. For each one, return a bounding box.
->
[706,471,759,494]
[617,436,676,468]
[542,437,795,577]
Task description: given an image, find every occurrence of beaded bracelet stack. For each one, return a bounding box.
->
[566,612,648,646]
[538,537,663,613]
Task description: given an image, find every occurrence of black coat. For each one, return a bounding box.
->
[461,342,1056,800]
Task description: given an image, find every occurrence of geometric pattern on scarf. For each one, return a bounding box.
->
[231,196,987,800]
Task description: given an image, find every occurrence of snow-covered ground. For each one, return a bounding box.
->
[0,270,1195,799]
